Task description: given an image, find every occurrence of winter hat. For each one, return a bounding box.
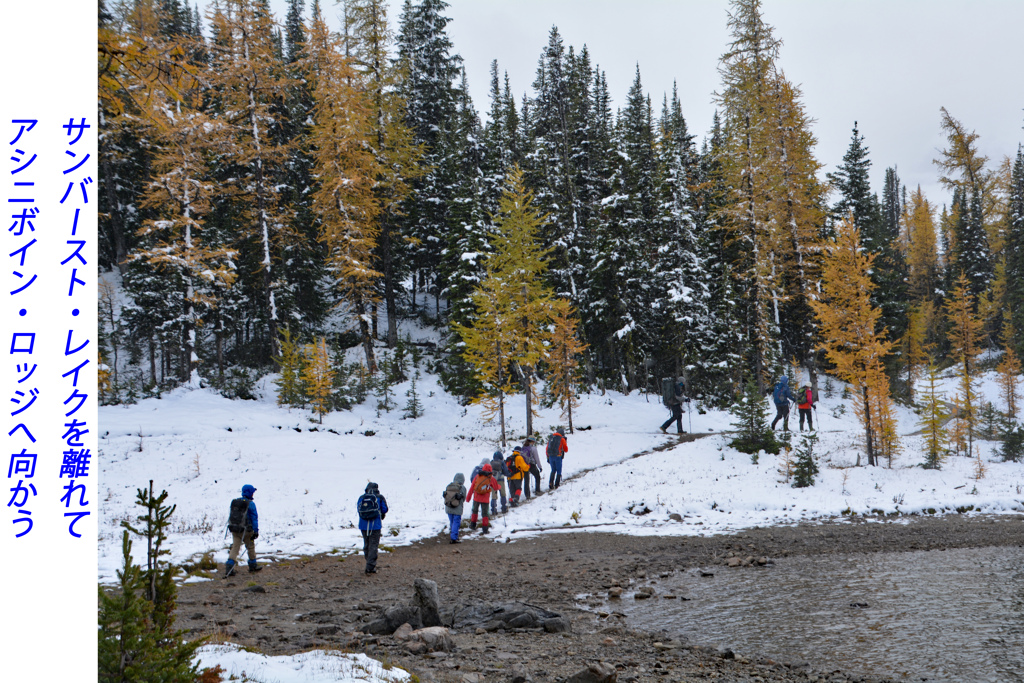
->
[365,482,378,493]
[241,484,256,498]
[524,436,536,443]
[454,473,465,485]
[480,458,490,466]
[493,450,503,459]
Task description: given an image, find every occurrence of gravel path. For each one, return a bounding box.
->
[176,513,1023,682]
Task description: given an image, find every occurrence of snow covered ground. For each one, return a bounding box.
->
[98,359,1024,586]
[194,643,410,683]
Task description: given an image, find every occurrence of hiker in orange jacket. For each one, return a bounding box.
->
[465,463,499,534]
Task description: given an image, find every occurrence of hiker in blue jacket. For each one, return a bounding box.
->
[357,482,388,574]
[225,484,261,577]
[771,376,799,432]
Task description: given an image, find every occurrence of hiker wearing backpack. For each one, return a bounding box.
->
[506,447,530,506]
[357,482,388,574]
[489,450,510,516]
[770,376,799,432]
[224,484,261,577]
[659,377,689,434]
[442,473,467,544]
[465,463,499,534]
[521,435,543,498]
[797,384,816,431]
[546,427,568,489]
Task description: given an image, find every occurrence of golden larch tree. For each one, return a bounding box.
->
[301,337,335,423]
[457,166,555,444]
[306,10,381,371]
[919,362,949,470]
[546,298,589,434]
[944,272,984,456]
[997,321,1021,422]
[809,218,898,466]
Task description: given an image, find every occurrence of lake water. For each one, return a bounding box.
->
[615,546,1024,682]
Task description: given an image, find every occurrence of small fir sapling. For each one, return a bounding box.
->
[403,371,423,419]
[792,432,819,488]
[729,375,781,456]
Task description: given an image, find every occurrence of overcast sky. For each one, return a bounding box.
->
[227,0,1024,210]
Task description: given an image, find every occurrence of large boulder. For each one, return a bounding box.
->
[362,604,422,635]
[414,578,442,627]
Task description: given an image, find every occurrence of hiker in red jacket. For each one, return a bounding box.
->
[797,384,816,431]
[465,463,499,534]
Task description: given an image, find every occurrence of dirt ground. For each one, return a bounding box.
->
[176,511,1024,682]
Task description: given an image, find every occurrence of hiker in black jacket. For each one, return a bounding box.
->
[660,377,688,434]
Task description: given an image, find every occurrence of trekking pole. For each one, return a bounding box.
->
[687,398,692,433]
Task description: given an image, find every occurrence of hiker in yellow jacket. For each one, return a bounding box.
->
[505,447,530,507]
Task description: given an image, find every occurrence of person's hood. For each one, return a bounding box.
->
[365,482,378,493]
[780,376,790,386]
[480,458,490,466]
[454,473,465,485]
[241,484,256,498]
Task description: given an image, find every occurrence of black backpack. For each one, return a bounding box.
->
[227,497,249,533]
[546,433,562,458]
[357,492,381,520]
[443,482,463,508]
[661,378,675,407]
[505,454,519,476]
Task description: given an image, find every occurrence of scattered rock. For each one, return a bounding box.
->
[506,612,536,628]
[564,661,618,683]
[668,513,683,522]
[543,617,570,633]
[393,622,414,641]
[314,624,339,636]
[243,585,266,593]
[407,626,455,653]
[634,585,654,599]
[414,578,442,627]
[215,618,233,626]
[602,637,616,646]
[608,587,623,598]
[726,557,743,567]
[757,556,769,565]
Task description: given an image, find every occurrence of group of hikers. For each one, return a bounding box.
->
[657,375,817,435]
[221,427,569,577]
[441,427,569,546]
[226,377,817,578]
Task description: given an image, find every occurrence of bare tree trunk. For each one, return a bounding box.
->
[863,384,875,466]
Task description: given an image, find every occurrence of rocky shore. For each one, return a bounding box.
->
[176,514,1023,682]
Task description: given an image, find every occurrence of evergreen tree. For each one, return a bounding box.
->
[403,370,424,419]
[1006,147,1024,355]
[997,321,1022,422]
[827,122,879,238]
[729,375,780,456]
[791,431,819,488]
[395,0,462,312]
[274,328,305,408]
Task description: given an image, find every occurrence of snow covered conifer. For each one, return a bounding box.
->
[729,375,779,456]
[919,362,949,469]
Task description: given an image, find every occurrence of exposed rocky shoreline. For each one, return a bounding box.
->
[176,513,1023,682]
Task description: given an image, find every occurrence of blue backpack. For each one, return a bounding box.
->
[357,492,380,521]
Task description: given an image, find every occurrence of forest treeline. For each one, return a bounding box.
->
[98,0,1024,462]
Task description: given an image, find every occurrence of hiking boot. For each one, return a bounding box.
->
[449,538,461,544]
[659,426,667,434]
[365,568,377,574]
[481,526,490,534]
[224,559,236,578]
[470,521,477,530]
[247,560,262,573]
[501,506,508,514]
